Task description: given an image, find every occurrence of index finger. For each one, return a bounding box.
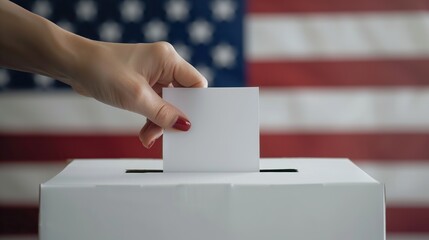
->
[173,58,208,88]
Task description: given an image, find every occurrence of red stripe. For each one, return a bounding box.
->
[248,0,429,13]
[1,133,428,162]
[0,133,162,162]
[248,59,429,87]
[260,133,429,160]
[387,207,429,233]
[0,205,38,235]
[1,205,428,234]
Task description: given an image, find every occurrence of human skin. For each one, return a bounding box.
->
[0,1,207,148]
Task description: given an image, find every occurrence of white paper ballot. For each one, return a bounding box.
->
[163,87,259,172]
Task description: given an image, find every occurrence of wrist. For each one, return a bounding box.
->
[49,26,101,86]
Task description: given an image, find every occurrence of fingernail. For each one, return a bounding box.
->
[147,140,155,149]
[173,116,191,131]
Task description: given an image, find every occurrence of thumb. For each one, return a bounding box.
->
[138,87,191,131]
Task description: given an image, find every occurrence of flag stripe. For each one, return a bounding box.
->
[0,236,38,240]
[1,205,428,234]
[5,235,429,240]
[249,59,429,87]
[388,234,429,240]
[0,162,67,205]
[247,13,429,60]
[387,207,429,233]
[2,89,429,133]
[0,92,143,133]
[260,134,429,160]
[0,134,161,161]
[259,88,429,132]
[0,206,38,235]
[356,161,429,206]
[1,133,429,162]
[2,161,429,205]
[248,0,429,13]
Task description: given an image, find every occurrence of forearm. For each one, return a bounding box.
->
[0,0,96,85]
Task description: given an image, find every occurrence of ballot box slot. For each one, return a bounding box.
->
[260,169,298,173]
[126,169,163,173]
[125,169,298,173]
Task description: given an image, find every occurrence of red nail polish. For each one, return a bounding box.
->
[147,140,155,149]
[173,116,191,131]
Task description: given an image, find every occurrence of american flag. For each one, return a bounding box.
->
[1,0,429,239]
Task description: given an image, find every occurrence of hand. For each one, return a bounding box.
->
[69,41,208,148]
[0,1,208,148]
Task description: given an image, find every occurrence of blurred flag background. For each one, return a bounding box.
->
[1,0,429,239]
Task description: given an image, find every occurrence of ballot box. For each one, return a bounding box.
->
[40,88,384,239]
[39,158,385,240]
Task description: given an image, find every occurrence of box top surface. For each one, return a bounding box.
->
[42,158,378,187]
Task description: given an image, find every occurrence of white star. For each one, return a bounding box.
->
[57,20,75,33]
[0,69,10,87]
[76,0,97,21]
[212,43,236,68]
[212,0,236,21]
[120,0,144,22]
[188,19,214,44]
[34,74,54,89]
[165,0,190,22]
[143,20,168,42]
[173,43,192,61]
[32,0,52,18]
[99,21,122,42]
[196,65,214,86]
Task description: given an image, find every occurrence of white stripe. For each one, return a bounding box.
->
[247,12,429,60]
[1,235,428,240]
[357,161,429,207]
[1,88,429,133]
[0,91,144,133]
[1,235,429,240]
[260,87,429,133]
[0,162,67,204]
[0,235,405,240]
[1,160,429,206]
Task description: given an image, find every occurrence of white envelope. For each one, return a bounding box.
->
[163,87,259,172]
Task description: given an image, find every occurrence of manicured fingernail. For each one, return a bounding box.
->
[147,140,155,149]
[173,116,191,131]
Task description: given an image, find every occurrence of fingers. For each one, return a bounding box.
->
[173,58,208,88]
[150,42,207,88]
[134,42,207,148]
[71,84,91,97]
[137,89,190,148]
[139,120,163,149]
[135,85,191,133]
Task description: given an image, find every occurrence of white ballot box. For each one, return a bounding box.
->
[40,88,384,239]
[39,158,385,240]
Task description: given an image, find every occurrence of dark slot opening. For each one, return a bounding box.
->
[125,169,298,173]
[260,169,298,173]
[126,169,163,173]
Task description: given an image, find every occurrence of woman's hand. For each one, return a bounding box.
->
[69,41,207,148]
[0,1,207,149]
